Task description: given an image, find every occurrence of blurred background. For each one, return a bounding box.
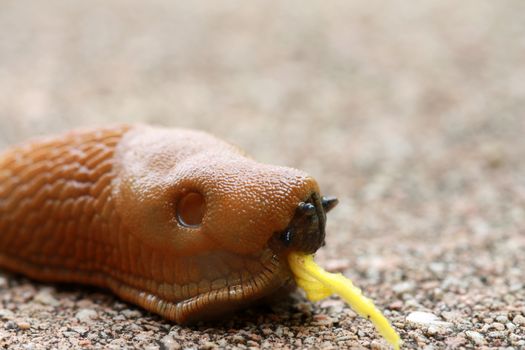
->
[0,1,524,348]
[1,0,524,240]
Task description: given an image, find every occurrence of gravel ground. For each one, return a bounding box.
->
[0,1,524,349]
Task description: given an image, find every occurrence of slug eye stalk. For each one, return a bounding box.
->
[321,196,339,213]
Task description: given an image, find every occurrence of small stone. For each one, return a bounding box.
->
[506,322,517,331]
[160,334,181,350]
[4,321,17,330]
[232,335,245,344]
[445,336,466,348]
[491,322,505,331]
[247,340,259,347]
[406,311,453,328]
[388,301,403,310]
[319,299,345,313]
[78,340,92,347]
[429,262,446,274]
[495,315,508,323]
[200,342,217,350]
[75,308,98,323]
[76,299,95,308]
[465,331,485,345]
[62,331,78,337]
[324,258,350,272]
[431,288,443,301]
[320,340,336,350]
[392,281,415,294]
[0,309,14,320]
[370,340,389,350]
[441,311,461,322]
[33,289,59,307]
[261,327,272,336]
[487,331,504,338]
[426,325,443,335]
[121,309,142,318]
[71,325,89,336]
[16,321,30,330]
[313,314,334,326]
[0,277,8,289]
[512,314,525,326]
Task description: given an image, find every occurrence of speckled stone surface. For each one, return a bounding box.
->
[0,1,524,349]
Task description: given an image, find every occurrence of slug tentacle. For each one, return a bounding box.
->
[0,124,337,322]
[321,196,339,213]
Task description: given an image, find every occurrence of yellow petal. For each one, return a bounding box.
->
[288,252,401,350]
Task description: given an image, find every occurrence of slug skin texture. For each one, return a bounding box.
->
[0,124,335,323]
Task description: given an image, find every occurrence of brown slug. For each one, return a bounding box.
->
[0,124,338,323]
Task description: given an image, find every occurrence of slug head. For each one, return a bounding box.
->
[113,126,329,256]
[111,126,338,322]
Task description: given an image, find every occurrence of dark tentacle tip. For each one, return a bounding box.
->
[321,196,339,213]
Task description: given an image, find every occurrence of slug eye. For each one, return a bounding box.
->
[176,191,206,228]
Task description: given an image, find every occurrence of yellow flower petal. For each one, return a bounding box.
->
[288,252,401,350]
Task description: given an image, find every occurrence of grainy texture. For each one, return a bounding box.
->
[0,1,524,349]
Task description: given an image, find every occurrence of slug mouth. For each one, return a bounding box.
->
[112,193,338,324]
[170,193,339,323]
[274,192,339,254]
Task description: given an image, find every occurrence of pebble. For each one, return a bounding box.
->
[491,323,505,331]
[406,312,453,329]
[232,335,245,344]
[465,331,485,345]
[201,341,217,349]
[487,331,505,338]
[324,258,350,272]
[34,290,59,307]
[62,331,77,338]
[445,336,466,348]
[78,340,92,347]
[75,309,98,323]
[495,315,508,323]
[16,321,31,330]
[71,326,89,336]
[392,281,415,294]
[261,327,272,336]
[370,340,389,350]
[144,346,159,350]
[319,299,345,313]
[506,322,516,331]
[429,262,446,274]
[312,314,334,326]
[512,315,525,326]
[388,301,403,310]
[121,309,142,318]
[426,325,451,335]
[4,321,17,330]
[0,309,14,320]
[160,334,181,350]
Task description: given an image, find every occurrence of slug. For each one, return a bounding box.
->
[0,124,339,323]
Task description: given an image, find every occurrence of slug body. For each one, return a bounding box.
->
[0,125,337,323]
